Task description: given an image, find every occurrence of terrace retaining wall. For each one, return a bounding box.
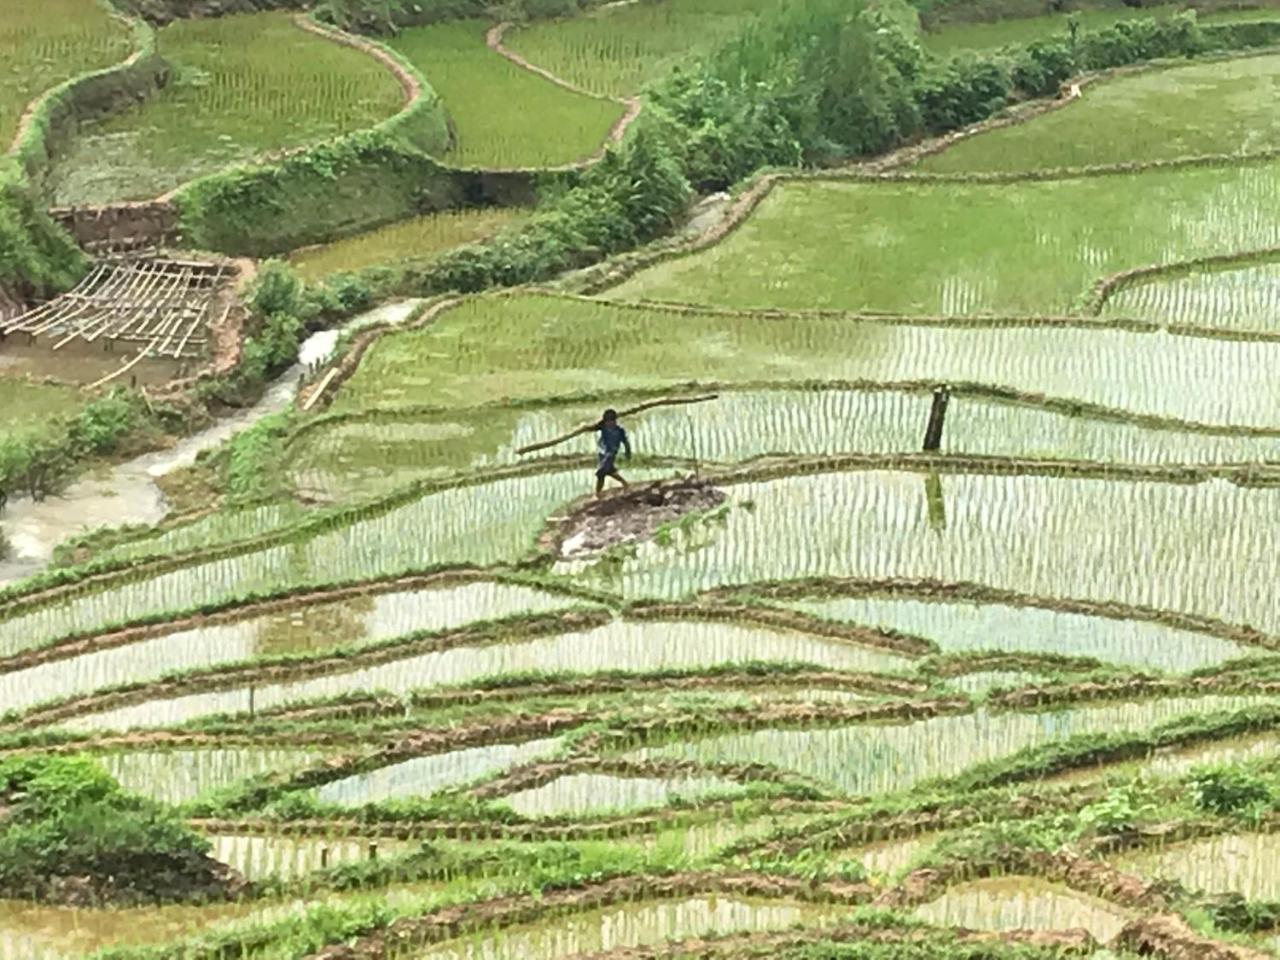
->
[48,201,180,252]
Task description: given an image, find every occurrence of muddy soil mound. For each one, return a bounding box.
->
[547,478,726,559]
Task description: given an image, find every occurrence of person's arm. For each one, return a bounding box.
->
[622,428,632,459]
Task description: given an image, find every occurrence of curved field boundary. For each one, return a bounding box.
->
[2,609,933,731]
[5,608,615,728]
[1085,244,1280,315]
[730,577,1280,651]
[5,450,1280,633]
[483,21,642,172]
[6,5,165,167]
[303,872,875,960]
[290,14,419,112]
[0,568,606,674]
[566,96,1280,298]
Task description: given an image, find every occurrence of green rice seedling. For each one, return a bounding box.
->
[501,773,745,819]
[95,747,322,805]
[336,296,1280,430]
[913,876,1133,941]
[788,596,1250,672]
[0,581,577,713]
[576,471,1280,632]
[505,0,781,97]
[921,54,1280,172]
[289,208,528,282]
[387,21,624,169]
[407,896,848,960]
[317,738,563,807]
[922,3,1280,52]
[209,834,414,882]
[0,0,131,147]
[1115,832,1280,900]
[607,163,1280,313]
[64,618,911,731]
[46,12,404,204]
[1103,259,1280,331]
[631,695,1274,794]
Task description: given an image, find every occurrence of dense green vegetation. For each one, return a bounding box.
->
[0,755,228,905]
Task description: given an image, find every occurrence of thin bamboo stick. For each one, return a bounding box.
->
[515,394,719,455]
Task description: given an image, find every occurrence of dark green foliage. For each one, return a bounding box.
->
[0,162,86,303]
[1190,766,1274,816]
[0,391,142,505]
[0,755,226,905]
[915,55,1012,133]
[1204,893,1280,933]
[202,261,306,404]
[1010,38,1074,97]
[1075,11,1206,69]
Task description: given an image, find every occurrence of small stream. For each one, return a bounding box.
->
[0,301,422,586]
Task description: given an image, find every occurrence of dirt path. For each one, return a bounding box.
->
[545,478,726,559]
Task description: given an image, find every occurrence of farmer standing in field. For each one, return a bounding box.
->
[595,408,631,498]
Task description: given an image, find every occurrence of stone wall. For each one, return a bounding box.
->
[48,202,180,252]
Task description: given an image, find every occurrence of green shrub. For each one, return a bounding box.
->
[1075,784,1156,836]
[0,755,227,905]
[1190,766,1274,816]
[916,54,1012,133]
[1010,38,1074,97]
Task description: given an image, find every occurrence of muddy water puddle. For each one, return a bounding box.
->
[404,895,850,960]
[914,876,1133,942]
[0,580,579,716]
[500,773,744,818]
[62,619,911,731]
[96,748,322,805]
[630,695,1274,795]
[317,738,562,807]
[791,596,1248,673]
[1114,833,1280,900]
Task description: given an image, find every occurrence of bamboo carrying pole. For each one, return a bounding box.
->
[515,394,719,456]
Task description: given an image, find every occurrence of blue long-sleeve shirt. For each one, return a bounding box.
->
[598,424,630,457]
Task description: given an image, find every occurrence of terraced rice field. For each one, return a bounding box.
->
[289,208,527,281]
[0,0,132,147]
[920,53,1280,172]
[7,10,1280,960]
[920,2,1280,51]
[388,21,625,169]
[45,11,405,204]
[504,0,778,97]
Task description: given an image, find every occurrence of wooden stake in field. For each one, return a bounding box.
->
[515,394,719,456]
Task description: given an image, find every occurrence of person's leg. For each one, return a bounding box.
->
[610,469,629,488]
[595,472,606,498]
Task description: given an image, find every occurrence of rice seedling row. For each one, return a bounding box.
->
[45,11,405,205]
[386,21,624,170]
[1102,257,1280,328]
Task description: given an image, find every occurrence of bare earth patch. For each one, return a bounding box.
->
[547,478,726,559]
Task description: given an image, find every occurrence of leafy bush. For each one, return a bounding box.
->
[1010,38,1074,97]
[0,755,229,905]
[1075,784,1156,835]
[916,55,1012,133]
[1190,766,1274,816]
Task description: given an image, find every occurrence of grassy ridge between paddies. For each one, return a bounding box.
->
[921,52,1280,172]
[504,0,781,98]
[1102,255,1280,327]
[289,207,527,281]
[0,0,132,148]
[331,294,1280,429]
[606,160,1280,314]
[387,21,624,170]
[920,2,1280,52]
[45,10,406,205]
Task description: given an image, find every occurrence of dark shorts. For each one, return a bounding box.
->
[596,452,618,477]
